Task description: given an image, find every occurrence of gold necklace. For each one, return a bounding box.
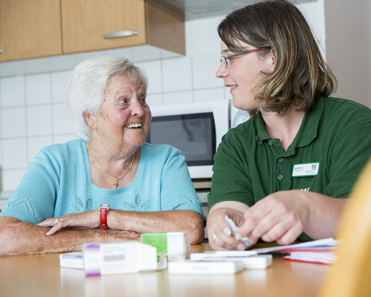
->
[87,143,135,189]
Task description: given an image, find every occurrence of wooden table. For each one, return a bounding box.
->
[0,243,329,297]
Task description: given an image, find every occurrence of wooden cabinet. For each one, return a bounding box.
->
[61,0,184,55]
[0,0,185,63]
[0,0,63,62]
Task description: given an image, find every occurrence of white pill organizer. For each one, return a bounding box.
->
[202,255,273,269]
[83,242,167,276]
[190,250,257,260]
[168,260,244,275]
[60,252,84,269]
[190,251,272,270]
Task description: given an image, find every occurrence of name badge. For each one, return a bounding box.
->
[292,162,320,177]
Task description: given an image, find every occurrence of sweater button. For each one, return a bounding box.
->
[277,175,283,180]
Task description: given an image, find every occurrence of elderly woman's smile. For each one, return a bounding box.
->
[125,123,142,129]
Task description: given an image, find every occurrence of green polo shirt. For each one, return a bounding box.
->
[208,97,371,241]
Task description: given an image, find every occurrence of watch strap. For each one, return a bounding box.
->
[99,205,109,229]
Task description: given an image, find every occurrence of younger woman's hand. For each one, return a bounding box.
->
[207,207,247,251]
[236,190,309,245]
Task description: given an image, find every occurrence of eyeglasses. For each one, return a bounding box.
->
[220,48,266,67]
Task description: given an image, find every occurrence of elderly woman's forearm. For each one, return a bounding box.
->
[0,217,140,257]
[108,210,204,244]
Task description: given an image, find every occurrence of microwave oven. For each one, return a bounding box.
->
[147,100,250,180]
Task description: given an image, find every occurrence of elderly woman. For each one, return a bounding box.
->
[0,56,204,256]
[207,0,371,251]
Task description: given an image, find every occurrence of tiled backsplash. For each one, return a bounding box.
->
[0,2,325,192]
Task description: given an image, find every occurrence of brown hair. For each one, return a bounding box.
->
[218,0,337,116]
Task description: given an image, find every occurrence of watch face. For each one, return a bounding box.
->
[100,204,109,209]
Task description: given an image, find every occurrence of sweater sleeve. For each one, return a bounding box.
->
[0,148,60,223]
[327,122,371,198]
[159,147,203,217]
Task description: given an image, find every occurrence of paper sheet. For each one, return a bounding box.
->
[251,238,339,254]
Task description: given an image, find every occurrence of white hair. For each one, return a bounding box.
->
[66,56,148,142]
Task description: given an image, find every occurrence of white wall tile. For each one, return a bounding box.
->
[192,53,224,89]
[0,140,2,166]
[159,48,181,60]
[162,57,192,92]
[185,16,225,56]
[2,169,27,191]
[3,138,27,169]
[27,136,53,165]
[193,88,224,102]
[52,103,75,135]
[74,51,104,66]
[26,73,52,105]
[27,105,53,136]
[54,134,77,144]
[135,60,162,94]
[2,107,26,138]
[163,91,193,105]
[131,45,162,62]
[0,60,25,78]
[49,49,134,93]
[104,48,133,60]
[147,94,163,106]
[0,76,25,107]
[297,1,326,58]
[51,55,77,72]
[51,71,71,103]
[297,1,326,50]
[24,57,52,75]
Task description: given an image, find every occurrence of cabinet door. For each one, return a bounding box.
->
[61,0,147,54]
[0,0,62,62]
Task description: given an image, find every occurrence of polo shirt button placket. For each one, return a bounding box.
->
[269,140,273,146]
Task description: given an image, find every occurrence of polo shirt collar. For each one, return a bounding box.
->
[293,96,323,148]
[255,112,270,145]
[255,97,324,147]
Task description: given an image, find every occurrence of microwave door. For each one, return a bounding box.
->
[147,112,216,167]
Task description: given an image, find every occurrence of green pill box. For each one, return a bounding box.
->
[141,231,191,257]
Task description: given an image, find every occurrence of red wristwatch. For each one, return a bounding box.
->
[99,204,110,229]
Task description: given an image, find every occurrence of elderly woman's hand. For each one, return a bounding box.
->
[37,210,100,235]
[106,229,141,242]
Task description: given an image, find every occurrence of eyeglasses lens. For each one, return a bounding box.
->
[220,57,227,67]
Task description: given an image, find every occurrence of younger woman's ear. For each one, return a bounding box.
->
[265,49,276,69]
[270,49,276,67]
[84,112,98,130]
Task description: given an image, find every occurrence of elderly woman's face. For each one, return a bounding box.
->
[93,74,151,153]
